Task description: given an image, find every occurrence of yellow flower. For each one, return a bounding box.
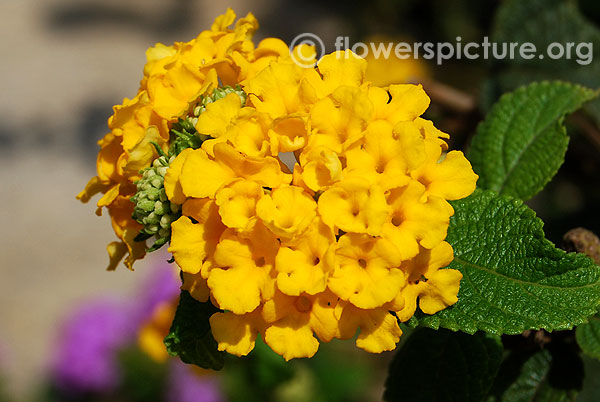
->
[208,224,278,314]
[243,61,312,118]
[381,180,454,258]
[343,120,411,190]
[262,290,339,360]
[363,36,429,87]
[296,145,343,192]
[394,241,462,321]
[329,233,404,309]
[215,179,263,232]
[307,86,372,154]
[267,115,308,154]
[138,300,177,362]
[168,198,225,276]
[210,310,264,356]
[80,8,479,360]
[275,218,335,296]
[256,185,317,238]
[318,178,390,236]
[169,143,290,199]
[336,301,403,353]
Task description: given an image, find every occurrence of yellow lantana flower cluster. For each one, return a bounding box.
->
[77,9,297,270]
[79,9,478,360]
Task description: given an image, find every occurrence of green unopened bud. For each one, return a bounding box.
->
[145,187,161,201]
[154,201,168,215]
[160,215,172,229]
[150,178,162,189]
[157,166,168,177]
[137,199,156,213]
[131,155,182,253]
[146,212,159,225]
[159,188,168,202]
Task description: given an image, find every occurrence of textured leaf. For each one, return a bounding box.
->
[576,316,600,360]
[383,328,503,402]
[486,348,582,402]
[469,81,597,201]
[164,290,224,370]
[486,0,600,122]
[409,190,600,335]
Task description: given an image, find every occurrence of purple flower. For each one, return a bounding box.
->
[50,298,136,393]
[133,261,181,326]
[49,260,223,400]
[167,360,223,402]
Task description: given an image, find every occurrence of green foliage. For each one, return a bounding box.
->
[305,341,371,402]
[469,81,597,200]
[168,118,206,157]
[578,356,600,401]
[117,347,169,402]
[486,346,583,402]
[164,290,224,370]
[223,338,370,402]
[222,337,294,402]
[409,190,600,335]
[486,0,600,121]
[576,316,600,360]
[383,328,503,402]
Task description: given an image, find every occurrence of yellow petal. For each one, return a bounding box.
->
[338,303,402,353]
[299,146,343,192]
[210,311,260,357]
[182,272,210,302]
[387,84,430,123]
[318,178,390,236]
[268,115,308,154]
[412,150,478,201]
[164,148,194,204]
[195,93,242,138]
[419,268,462,314]
[106,241,127,271]
[179,148,235,199]
[243,62,307,118]
[215,179,263,232]
[329,234,405,309]
[77,176,111,203]
[311,50,367,97]
[209,228,276,314]
[213,143,291,189]
[168,216,206,275]
[211,8,237,32]
[256,185,316,238]
[264,314,319,361]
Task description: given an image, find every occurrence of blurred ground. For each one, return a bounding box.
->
[0,0,346,399]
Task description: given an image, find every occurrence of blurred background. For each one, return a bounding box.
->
[1,0,599,401]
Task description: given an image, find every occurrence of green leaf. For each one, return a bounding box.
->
[486,347,582,402]
[409,190,600,335]
[576,315,600,360]
[383,328,503,402]
[164,290,224,370]
[487,0,600,123]
[469,81,597,201]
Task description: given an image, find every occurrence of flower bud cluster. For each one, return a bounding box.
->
[131,156,180,251]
